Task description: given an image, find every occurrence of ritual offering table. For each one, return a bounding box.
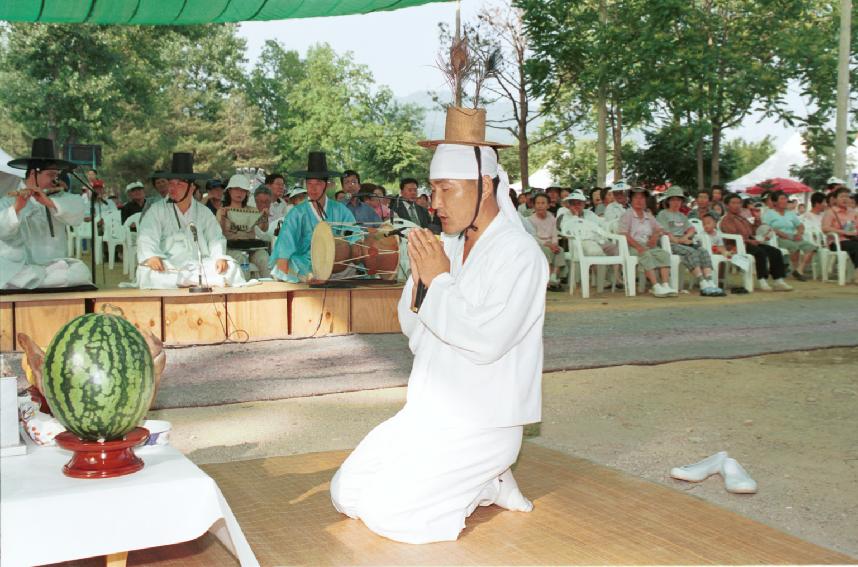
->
[0,442,258,567]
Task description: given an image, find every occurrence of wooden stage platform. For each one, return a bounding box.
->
[0,282,404,351]
[48,443,855,566]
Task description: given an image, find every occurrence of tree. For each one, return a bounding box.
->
[626,124,736,191]
[473,1,548,190]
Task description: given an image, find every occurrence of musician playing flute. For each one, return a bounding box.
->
[129,152,244,289]
[270,151,361,283]
[0,138,91,289]
[330,107,548,543]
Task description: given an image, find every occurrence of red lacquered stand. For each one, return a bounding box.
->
[54,427,150,479]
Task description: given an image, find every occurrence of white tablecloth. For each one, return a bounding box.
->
[0,443,259,566]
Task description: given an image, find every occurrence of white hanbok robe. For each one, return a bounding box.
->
[0,193,92,289]
[331,213,549,544]
[131,199,245,289]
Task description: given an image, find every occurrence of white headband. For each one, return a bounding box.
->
[428,143,525,233]
[429,144,498,180]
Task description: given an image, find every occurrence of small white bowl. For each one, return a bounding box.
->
[142,420,171,446]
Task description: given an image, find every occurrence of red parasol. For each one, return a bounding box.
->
[745,178,812,195]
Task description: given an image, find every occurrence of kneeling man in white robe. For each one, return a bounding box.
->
[0,138,91,289]
[331,115,548,544]
[132,152,244,289]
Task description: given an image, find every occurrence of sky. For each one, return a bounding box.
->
[237,1,476,97]
[236,0,822,148]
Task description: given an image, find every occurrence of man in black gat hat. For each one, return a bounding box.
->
[131,152,245,289]
[0,138,92,289]
[269,151,361,282]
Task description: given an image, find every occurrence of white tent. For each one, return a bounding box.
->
[726,132,807,192]
[0,147,23,193]
[511,163,558,192]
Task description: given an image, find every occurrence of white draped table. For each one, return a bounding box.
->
[0,443,259,567]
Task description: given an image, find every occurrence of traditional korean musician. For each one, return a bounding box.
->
[330,105,548,543]
[131,152,245,289]
[269,151,364,283]
[0,138,92,289]
[217,173,271,278]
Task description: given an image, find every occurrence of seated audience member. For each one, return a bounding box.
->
[217,174,271,278]
[560,190,614,257]
[720,193,792,291]
[603,180,630,225]
[264,173,288,221]
[689,190,720,221]
[517,191,534,217]
[821,187,858,282]
[121,181,147,224]
[701,213,728,256]
[416,192,430,209]
[739,195,756,220]
[762,190,815,280]
[140,171,169,220]
[203,179,225,215]
[656,187,723,295]
[619,187,676,297]
[545,186,561,214]
[335,190,348,203]
[589,187,603,214]
[134,153,244,289]
[529,193,564,290]
[369,184,391,221]
[596,186,614,216]
[341,169,380,224]
[710,185,725,204]
[395,177,439,232]
[0,138,92,289]
[800,192,827,231]
[286,185,307,214]
[83,179,118,224]
[826,176,847,195]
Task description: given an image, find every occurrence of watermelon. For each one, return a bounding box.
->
[42,313,155,442]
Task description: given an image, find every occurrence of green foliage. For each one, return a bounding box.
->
[0,25,429,189]
[724,136,776,178]
[626,125,736,191]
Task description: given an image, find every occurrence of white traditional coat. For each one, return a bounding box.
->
[0,193,91,289]
[131,199,244,289]
[331,212,548,543]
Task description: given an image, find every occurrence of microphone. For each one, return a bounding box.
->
[187,221,212,293]
[412,280,427,313]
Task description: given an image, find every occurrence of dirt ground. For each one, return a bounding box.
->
[150,346,858,559]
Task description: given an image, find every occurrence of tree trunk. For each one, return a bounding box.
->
[696,137,705,194]
[710,123,721,186]
[596,0,608,186]
[611,106,623,181]
[519,82,530,189]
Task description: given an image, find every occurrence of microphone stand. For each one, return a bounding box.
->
[188,223,212,293]
[68,169,98,288]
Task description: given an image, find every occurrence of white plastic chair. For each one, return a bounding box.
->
[560,218,630,299]
[121,213,141,276]
[659,235,683,291]
[821,231,850,286]
[103,213,125,270]
[73,221,102,264]
[718,232,757,292]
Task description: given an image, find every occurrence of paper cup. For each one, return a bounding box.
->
[142,420,171,446]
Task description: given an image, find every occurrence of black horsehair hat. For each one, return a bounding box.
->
[7,138,75,171]
[151,152,210,181]
[291,151,342,180]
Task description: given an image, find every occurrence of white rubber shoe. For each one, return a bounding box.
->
[670,451,728,482]
[721,457,758,494]
[652,283,669,298]
[757,278,772,291]
[772,278,793,291]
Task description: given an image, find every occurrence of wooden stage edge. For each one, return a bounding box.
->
[0,282,404,351]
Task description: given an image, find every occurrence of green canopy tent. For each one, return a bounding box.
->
[0,0,450,25]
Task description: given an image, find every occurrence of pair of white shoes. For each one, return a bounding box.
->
[670,451,758,494]
[652,283,678,298]
[757,278,793,291]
